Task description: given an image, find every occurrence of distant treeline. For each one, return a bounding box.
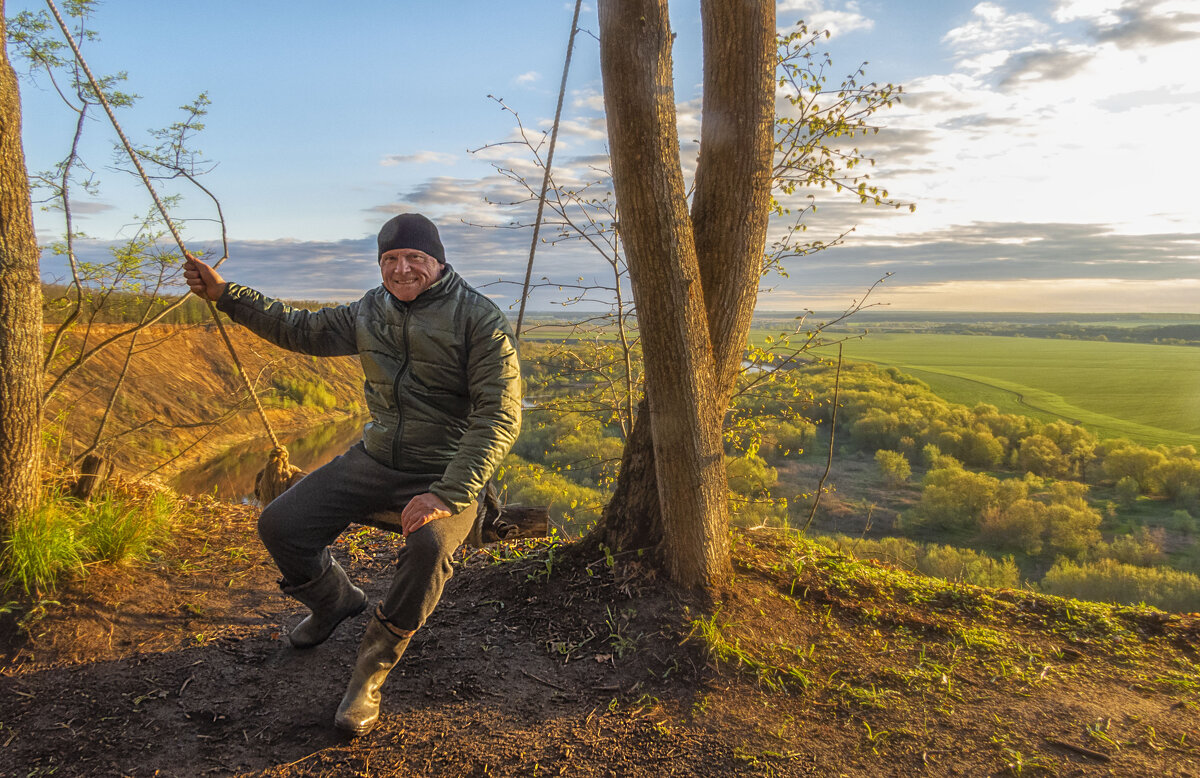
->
[915,322,1200,346]
[41,284,330,326]
[753,311,1200,326]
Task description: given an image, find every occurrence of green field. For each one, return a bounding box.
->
[796,333,1200,448]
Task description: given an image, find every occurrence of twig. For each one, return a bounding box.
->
[1044,737,1112,762]
[520,668,570,692]
[801,344,842,534]
[516,0,583,340]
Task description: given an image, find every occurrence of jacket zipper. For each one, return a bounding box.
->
[390,308,411,467]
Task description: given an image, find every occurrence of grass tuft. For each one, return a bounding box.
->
[1,502,85,597]
[1,489,179,598]
[78,492,176,566]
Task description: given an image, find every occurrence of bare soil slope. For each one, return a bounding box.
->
[2,495,1198,777]
[45,323,365,477]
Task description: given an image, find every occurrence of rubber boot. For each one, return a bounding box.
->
[281,558,368,648]
[334,609,412,737]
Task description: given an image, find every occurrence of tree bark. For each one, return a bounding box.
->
[0,3,44,532]
[71,455,113,501]
[591,1,775,587]
[692,0,775,396]
[595,397,663,557]
[598,0,733,589]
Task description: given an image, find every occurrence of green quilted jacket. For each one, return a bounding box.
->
[216,265,522,513]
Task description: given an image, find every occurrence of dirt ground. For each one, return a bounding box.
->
[2,495,1199,777]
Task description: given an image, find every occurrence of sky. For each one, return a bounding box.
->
[10,0,1200,313]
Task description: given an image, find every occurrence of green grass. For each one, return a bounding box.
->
[1,504,86,597]
[796,333,1200,448]
[1,491,179,598]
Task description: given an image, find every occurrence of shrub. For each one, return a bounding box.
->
[1017,434,1068,478]
[495,456,605,536]
[769,419,816,460]
[1041,558,1200,613]
[909,466,1000,532]
[1148,457,1200,507]
[874,449,911,488]
[811,535,920,570]
[1168,510,1197,535]
[813,534,1019,588]
[1103,445,1167,490]
[918,544,1020,588]
[980,499,1046,556]
[1115,476,1140,508]
[1098,528,1165,567]
[274,376,338,410]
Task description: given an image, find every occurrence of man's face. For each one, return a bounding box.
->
[379,248,442,302]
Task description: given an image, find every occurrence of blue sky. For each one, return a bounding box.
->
[11,0,1199,312]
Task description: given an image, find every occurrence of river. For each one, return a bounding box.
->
[171,415,367,503]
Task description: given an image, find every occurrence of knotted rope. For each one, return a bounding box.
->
[45,0,301,502]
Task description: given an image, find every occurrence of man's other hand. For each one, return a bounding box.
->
[400,493,452,536]
[183,253,228,301]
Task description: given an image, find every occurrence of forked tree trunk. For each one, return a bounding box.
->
[0,4,44,533]
[590,0,775,587]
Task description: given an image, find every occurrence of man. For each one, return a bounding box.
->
[183,213,522,736]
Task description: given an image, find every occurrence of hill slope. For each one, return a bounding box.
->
[44,323,366,478]
[2,492,1196,776]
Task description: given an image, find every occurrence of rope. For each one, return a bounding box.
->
[44,0,281,451]
[514,0,583,340]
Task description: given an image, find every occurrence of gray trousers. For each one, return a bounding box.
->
[257,442,477,632]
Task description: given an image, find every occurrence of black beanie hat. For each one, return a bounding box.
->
[377,213,446,263]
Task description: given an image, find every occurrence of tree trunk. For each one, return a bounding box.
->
[0,3,44,533]
[71,455,113,501]
[590,1,775,587]
[692,0,775,396]
[598,0,732,589]
[595,397,662,557]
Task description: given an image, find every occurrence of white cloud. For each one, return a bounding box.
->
[379,151,458,167]
[777,1,874,37]
[516,70,540,85]
[572,89,606,112]
[845,0,1200,245]
[943,3,1048,54]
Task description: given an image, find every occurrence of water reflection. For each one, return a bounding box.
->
[171,416,367,503]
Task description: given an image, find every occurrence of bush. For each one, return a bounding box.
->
[1098,528,1165,567]
[1041,558,1200,613]
[811,535,920,570]
[768,419,816,460]
[1115,476,1140,508]
[874,449,911,488]
[1017,434,1068,478]
[918,544,1020,588]
[909,466,1000,532]
[1148,457,1200,507]
[495,456,606,536]
[1103,445,1166,490]
[980,500,1046,556]
[813,534,1019,588]
[1168,510,1197,535]
[273,376,337,410]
